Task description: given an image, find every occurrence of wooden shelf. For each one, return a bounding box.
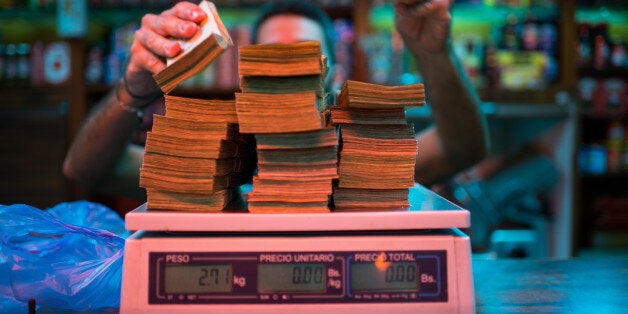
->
[580,172,628,183]
[407,101,572,121]
[578,67,628,78]
[0,84,70,110]
[477,85,565,104]
[579,107,628,119]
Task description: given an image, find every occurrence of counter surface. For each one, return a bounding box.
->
[473,257,628,313]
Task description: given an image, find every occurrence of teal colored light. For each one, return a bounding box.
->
[576,7,628,40]
[217,7,259,28]
[369,2,394,31]
[367,2,559,33]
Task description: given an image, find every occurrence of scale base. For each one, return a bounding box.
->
[120,228,475,314]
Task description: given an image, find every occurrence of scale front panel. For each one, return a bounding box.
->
[120,230,474,313]
[148,250,447,304]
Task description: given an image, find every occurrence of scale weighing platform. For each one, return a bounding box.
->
[120,185,475,313]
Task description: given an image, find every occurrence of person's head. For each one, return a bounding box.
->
[251,0,336,68]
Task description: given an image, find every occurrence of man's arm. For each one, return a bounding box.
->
[394,0,489,185]
[63,2,209,198]
[62,87,147,199]
[413,51,488,185]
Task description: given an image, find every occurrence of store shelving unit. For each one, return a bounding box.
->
[4,1,616,257]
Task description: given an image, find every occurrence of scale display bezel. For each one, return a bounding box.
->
[148,250,447,304]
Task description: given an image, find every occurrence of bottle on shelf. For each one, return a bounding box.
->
[577,77,596,110]
[500,13,521,51]
[591,23,610,71]
[483,42,500,89]
[609,39,626,69]
[16,42,30,83]
[576,22,592,69]
[521,13,539,51]
[85,42,105,85]
[605,78,625,109]
[0,43,4,82]
[460,39,483,89]
[591,79,609,115]
[4,43,17,82]
[606,120,625,173]
[30,41,45,86]
[579,142,607,175]
[623,122,628,172]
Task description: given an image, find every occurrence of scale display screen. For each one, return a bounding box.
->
[350,262,419,292]
[148,250,447,304]
[164,264,232,294]
[258,263,326,293]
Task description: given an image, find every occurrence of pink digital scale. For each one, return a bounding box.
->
[120,184,475,313]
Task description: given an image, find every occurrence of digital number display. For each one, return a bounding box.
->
[258,264,326,293]
[164,264,232,293]
[351,262,419,292]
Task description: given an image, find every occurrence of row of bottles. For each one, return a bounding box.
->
[576,22,627,71]
[0,41,71,86]
[578,76,628,114]
[84,23,136,86]
[576,5,628,176]
[364,1,560,90]
[456,11,559,91]
[0,43,30,83]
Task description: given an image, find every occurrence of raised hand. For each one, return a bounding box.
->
[123,1,208,105]
[393,0,452,56]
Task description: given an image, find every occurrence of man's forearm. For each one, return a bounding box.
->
[414,48,489,176]
[63,89,139,187]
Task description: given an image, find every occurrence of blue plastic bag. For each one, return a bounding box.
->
[46,200,130,238]
[0,202,126,311]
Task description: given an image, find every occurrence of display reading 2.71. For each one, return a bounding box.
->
[164,264,232,293]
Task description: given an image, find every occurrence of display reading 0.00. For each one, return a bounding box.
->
[351,262,419,292]
[164,264,232,294]
[258,264,326,293]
